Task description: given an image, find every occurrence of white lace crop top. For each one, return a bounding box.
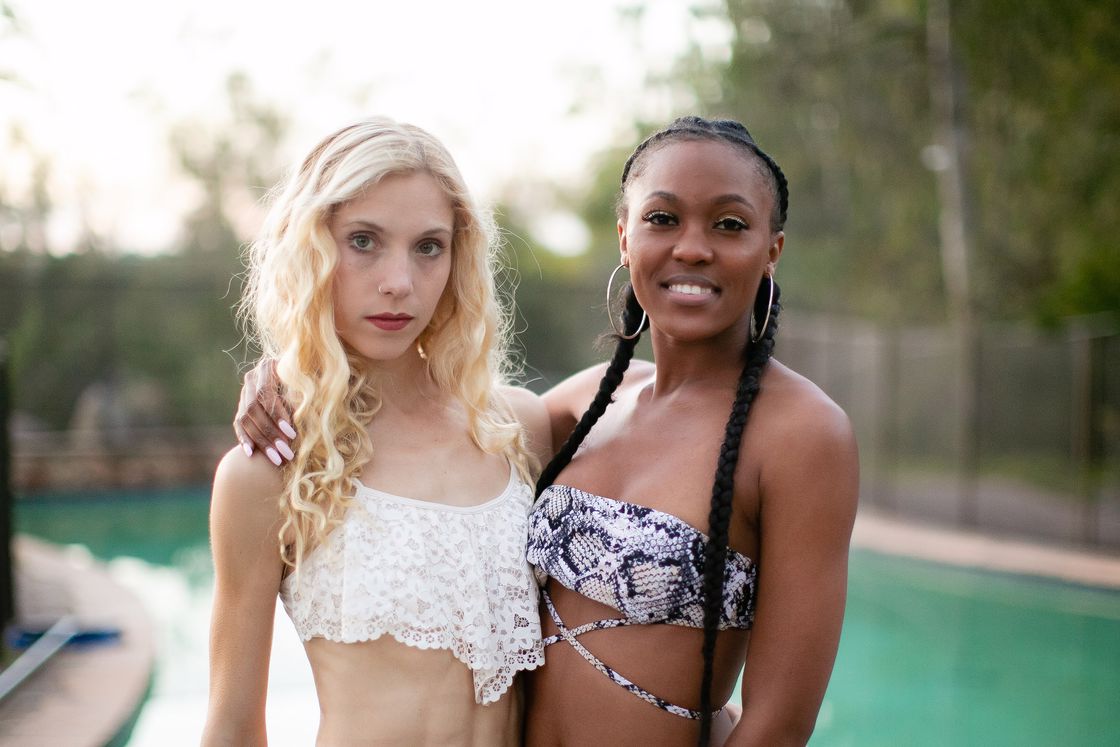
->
[279,465,544,705]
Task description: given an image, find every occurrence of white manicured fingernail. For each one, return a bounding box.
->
[279,420,297,439]
[266,448,281,466]
[275,440,294,461]
[242,441,253,457]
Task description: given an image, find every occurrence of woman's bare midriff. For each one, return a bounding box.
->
[524,582,748,747]
[305,636,520,746]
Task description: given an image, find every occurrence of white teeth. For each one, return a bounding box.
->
[668,283,714,296]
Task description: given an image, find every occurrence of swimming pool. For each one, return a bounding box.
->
[15,487,1120,746]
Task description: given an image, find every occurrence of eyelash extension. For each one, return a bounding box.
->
[714,217,748,230]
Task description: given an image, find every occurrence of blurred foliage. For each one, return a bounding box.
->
[494,203,615,390]
[170,72,289,255]
[953,0,1120,323]
[0,72,280,429]
[0,248,245,429]
[642,0,1120,323]
[0,1,19,84]
[1,0,1118,431]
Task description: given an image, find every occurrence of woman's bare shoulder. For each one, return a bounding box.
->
[754,360,859,518]
[760,360,853,442]
[497,384,553,464]
[212,446,286,524]
[497,383,545,415]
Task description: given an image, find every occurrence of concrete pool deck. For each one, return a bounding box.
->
[0,535,154,747]
[0,507,1117,746]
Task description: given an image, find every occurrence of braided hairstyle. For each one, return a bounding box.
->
[535,287,648,494]
[695,278,780,745]
[534,116,789,745]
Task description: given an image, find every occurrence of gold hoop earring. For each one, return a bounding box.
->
[752,274,775,343]
[606,264,646,340]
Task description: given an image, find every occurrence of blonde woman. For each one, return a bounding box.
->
[202,118,551,746]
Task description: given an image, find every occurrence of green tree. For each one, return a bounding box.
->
[613,0,1120,324]
[169,72,289,256]
[491,202,606,388]
[702,0,943,320]
[954,0,1120,321]
[1,250,242,430]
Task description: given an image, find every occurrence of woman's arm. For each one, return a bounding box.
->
[201,448,288,746]
[727,387,859,747]
[498,385,554,467]
[234,357,652,467]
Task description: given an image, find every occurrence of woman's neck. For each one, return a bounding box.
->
[647,327,750,399]
[360,347,446,413]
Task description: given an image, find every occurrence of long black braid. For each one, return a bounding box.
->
[535,287,647,496]
[696,281,780,745]
[534,116,789,746]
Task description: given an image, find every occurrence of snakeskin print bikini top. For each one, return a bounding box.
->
[526,483,758,630]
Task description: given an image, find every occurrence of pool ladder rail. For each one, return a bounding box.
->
[0,616,122,702]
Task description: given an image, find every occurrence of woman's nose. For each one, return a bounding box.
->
[672,222,714,264]
[376,253,413,296]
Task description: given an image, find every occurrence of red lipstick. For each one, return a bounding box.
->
[366,313,413,331]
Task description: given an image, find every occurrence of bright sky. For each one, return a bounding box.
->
[0,0,733,255]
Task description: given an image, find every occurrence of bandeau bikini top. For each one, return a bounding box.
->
[280,466,543,705]
[526,484,757,630]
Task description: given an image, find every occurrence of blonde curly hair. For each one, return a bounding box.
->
[240,117,532,571]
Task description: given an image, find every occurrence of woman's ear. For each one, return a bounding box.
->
[766,231,784,275]
[618,219,629,267]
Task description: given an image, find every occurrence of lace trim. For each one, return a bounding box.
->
[281,471,543,704]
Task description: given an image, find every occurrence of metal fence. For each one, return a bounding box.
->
[7,280,1118,551]
[1,341,14,628]
[778,312,1120,549]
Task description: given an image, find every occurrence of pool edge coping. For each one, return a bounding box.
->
[852,507,1120,590]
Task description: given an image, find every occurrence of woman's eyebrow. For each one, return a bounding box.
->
[337,221,451,236]
[338,219,383,231]
[643,190,757,211]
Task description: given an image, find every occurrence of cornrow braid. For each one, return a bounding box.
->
[535,286,647,497]
[619,116,789,233]
[696,280,781,747]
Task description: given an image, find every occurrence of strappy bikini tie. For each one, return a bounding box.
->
[541,587,723,721]
[528,484,755,719]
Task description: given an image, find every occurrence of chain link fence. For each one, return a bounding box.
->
[778,312,1120,549]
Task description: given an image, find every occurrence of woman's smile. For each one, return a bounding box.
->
[663,275,719,304]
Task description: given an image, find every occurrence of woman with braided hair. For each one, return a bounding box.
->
[234,115,857,745]
[523,116,858,746]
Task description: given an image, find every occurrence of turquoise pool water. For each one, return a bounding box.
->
[811,553,1119,745]
[15,487,1120,746]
